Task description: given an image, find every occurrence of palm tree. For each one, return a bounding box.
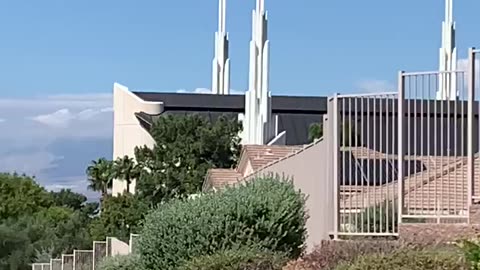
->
[113,156,141,194]
[86,158,114,199]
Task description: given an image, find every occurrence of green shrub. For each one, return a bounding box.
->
[457,239,480,270]
[139,176,307,270]
[336,249,467,270]
[98,254,141,270]
[178,247,287,270]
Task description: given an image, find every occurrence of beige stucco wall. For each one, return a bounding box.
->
[112,83,163,195]
[107,237,130,256]
[249,140,334,251]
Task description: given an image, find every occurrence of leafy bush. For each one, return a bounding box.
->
[284,240,399,270]
[178,247,287,270]
[139,176,307,270]
[457,239,480,270]
[335,249,467,270]
[98,254,141,270]
[89,193,148,242]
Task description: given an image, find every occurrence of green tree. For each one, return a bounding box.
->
[0,223,32,270]
[89,194,148,242]
[87,158,114,199]
[134,114,242,205]
[308,122,323,142]
[50,189,87,210]
[113,156,140,194]
[0,173,53,220]
[0,173,96,269]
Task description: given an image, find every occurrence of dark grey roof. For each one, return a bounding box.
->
[136,111,322,145]
[338,98,480,117]
[132,92,328,114]
[277,113,323,145]
[132,92,327,146]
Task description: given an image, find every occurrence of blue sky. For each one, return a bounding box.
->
[0,0,479,97]
[0,0,478,198]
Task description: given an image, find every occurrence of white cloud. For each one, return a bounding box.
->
[0,93,114,140]
[0,93,113,196]
[31,109,75,128]
[355,58,479,95]
[356,80,395,93]
[176,88,214,94]
[457,58,480,72]
[0,151,62,177]
[0,93,112,111]
[176,88,244,95]
[31,107,112,128]
[457,58,480,88]
[0,87,250,198]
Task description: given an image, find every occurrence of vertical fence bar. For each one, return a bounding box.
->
[468,48,476,212]
[398,71,405,223]
[342,97,346,232]
[421,74,425,216]
[373,96,377,233]
[379,95,383,233]
[406,76,411,216]
[462,69,466,213]
[348,97,353,232]
[366,97,375,233]
[414,75,418,216]
[350,98,356,232]
[361,96,365,233]
[332,94,340,239]
[392,95,398,232]
[385,96,389,233]
[434,74,439,220]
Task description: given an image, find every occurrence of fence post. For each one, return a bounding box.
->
[332,93,340,240]
[397,71,405,225]
[467,48,476,213]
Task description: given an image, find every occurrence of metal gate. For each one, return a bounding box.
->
[397,47,478,223]
[331,92,400,238]
[330,47,478,238]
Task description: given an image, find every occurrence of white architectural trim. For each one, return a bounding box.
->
[267,130,287,145]
[113,82,164,105]
[243,0,276,145]
[112,83,163,195]
[211,0,230,95]
[436,0,457,100]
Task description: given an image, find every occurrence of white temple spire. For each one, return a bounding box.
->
[436,0,457,100]
[243,0,275,145]
[212,0,230,95]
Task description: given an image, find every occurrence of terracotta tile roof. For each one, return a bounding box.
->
[204,144,304,191]
[205,169,242,190]
[340,148,480,215]
[241,145,303,171]
[404,157,480,212]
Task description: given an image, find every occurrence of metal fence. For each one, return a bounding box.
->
[398,47,478,223]
[51,259,62,270]
[330,47,479,238]
[129,234,140,254]
[31,263,50,270]
[93,241,107,270]
[73,250,94,270]
[61,254,74,270]
[331,92,400,238]
[472,48,480,203]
